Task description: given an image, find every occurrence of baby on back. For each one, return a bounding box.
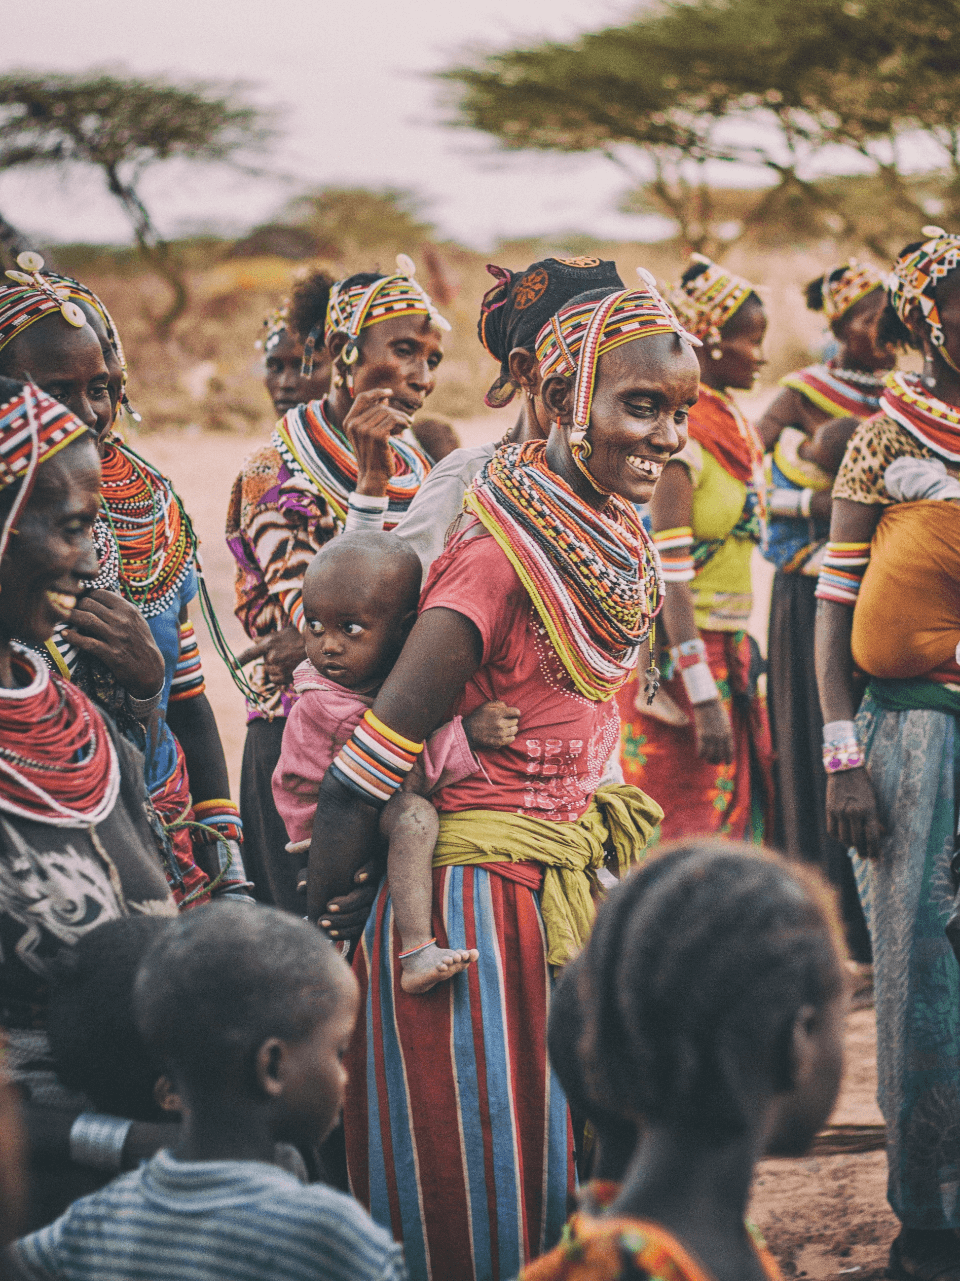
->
[273,532,519,992]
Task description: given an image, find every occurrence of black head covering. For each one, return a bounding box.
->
[477,256,625,407]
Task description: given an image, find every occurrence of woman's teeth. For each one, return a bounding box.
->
[627,456,663,480]
[46,591,77,618]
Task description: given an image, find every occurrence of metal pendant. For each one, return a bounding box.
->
[644,662,661,705]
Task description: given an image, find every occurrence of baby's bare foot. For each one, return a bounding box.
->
[400,942,479,994]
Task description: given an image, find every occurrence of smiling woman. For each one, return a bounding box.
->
[616,255,774,845]
[303,279,695,1281]
[0,377,176,1228]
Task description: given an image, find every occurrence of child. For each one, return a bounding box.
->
[273,531,519,993]
[522,840,848,1281]
[8,902,406,1281]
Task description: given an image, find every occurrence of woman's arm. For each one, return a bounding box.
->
[650,461,734,764]
[755,386,820,450]
[814,497,884,857]
[165,605,230,806]
[306,607,483,923]
[23,1104,178,1173]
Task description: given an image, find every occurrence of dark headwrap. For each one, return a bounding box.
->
[478,256,625,408]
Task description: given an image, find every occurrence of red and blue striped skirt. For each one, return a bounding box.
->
[344,863,574,1281]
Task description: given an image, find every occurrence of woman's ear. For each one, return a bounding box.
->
[254,1038,286,1099]
[781,1003,819,1094]
[508,347,539,395]
[327,332,348,362]
[540,373,573,422]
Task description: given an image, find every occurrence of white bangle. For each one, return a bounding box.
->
[127,687,163,720]
[69,1112,133,1172]
[681,661,719,705]
[345,492,389,533]
[768,488,803,518]
[348,492,389,511]
[799,488,813,518]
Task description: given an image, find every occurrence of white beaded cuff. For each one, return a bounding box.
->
[69,1112,133,1172]
[681,661,719,705]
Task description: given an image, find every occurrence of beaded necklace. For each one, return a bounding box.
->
[781,362,883,418]
[99,439,196,618]
[0,647,119,826]
[881,370,960,461]
[464,441,664,702]
[273,398,430,529]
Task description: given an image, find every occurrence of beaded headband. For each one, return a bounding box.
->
[0,251,90,354]
[821,259,884,323]
[668,254,755,346]
[536,271,700,430]
[0,380,89,561]
[257,302,289,355]
[889,227,960,360]
[318,253,451,376]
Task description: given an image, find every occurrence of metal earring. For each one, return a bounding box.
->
[580,437,592,459]
[333,370,344,389]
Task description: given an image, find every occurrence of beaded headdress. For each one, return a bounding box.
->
[889,227,960,363]
[317,253,451,377]
[668,254,755,346]
[0,379,89,561]
[257,302,289,355]
[821,260,884,323]
[0,252,90,354]
[536,272,700,430]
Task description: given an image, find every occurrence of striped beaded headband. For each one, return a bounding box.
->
[822,260,884,323]
[257,302,290,355]
[889,227,960,359]
[536,272,699,430]
[0,252,90,354]
[668,254,755,345]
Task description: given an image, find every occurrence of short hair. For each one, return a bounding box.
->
[288,268,337,344]
[134,903,346,1092]
[581,840,845,1138]
[306,530,422,612]
[548,957,627,1138]
[47,917,174,1121]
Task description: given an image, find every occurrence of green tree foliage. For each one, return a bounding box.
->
[0,72,274,333]
[441,0,960,256]
[285,187,435,263]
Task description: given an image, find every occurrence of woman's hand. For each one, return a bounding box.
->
[826,767,884,859]
[237,625,306,687]
[344,388,410,497]
[62,590,164,700]
[692,698,735,764]
[316,860,381,940]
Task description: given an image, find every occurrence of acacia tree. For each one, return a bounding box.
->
[440,0,960,257]
[0,72,274,333]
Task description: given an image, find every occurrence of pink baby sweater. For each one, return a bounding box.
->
[272,659,480,847]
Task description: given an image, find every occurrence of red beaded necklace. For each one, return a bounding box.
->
[0,648,119,826]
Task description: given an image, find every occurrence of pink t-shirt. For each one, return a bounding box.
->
[422,526,620,823]
[273,662,479,846]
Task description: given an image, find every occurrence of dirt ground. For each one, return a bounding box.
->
[144,417,893,1281]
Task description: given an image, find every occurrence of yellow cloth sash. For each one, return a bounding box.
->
[432,783,663,966]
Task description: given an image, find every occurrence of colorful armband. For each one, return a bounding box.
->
[168,621,205,702]
[814,542,871,606]
[653,526,695,583]
[822,720,864,773]
[281,588,305,635]
[192,798,243,843]
[329,709,424,806]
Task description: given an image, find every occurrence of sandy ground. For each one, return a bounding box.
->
[144,418,888,1279]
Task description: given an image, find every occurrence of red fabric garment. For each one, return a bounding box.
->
[147,737,210,907]
[687,386,763,488]
[617,630,773,842]
[421,528,620,823]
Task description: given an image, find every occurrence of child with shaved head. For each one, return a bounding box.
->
[273,532,519,992]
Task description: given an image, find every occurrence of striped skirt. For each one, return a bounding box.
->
[344,864,574,1281]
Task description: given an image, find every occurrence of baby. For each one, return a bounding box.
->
[273,532,519,994]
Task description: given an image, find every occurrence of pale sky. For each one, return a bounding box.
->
[0,0,684,250]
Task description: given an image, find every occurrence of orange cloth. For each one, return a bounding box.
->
[852,500,960,682]
[519,1214,782,1281]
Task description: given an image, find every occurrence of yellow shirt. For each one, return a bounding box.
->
[676,440,754,631]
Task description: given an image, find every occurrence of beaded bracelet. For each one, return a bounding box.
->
[345,492,390,533]
[399,937,437,960]
[330,709,424,807]
[69,1112,133,1172]
[822,720,864,773]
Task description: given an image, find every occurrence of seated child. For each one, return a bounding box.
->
[273,531,519,994]
[8,902,406,1281]
[521,839,847,1281]
[849,455,960,682]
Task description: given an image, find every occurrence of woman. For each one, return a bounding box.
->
[815,229,960,1281]
[757,262,891,958]
[394,255,625,570]
[306,279,698,1281]
[0,375,177,1226]
[226,257,447,910]
[617,256,773,842]
[0,257,246,903]
[260,270,335,420]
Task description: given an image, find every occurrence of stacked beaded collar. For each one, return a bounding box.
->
[0,646,120,826]
[668,255,755,346]
[821,260,885,323]
[781,362,884,418]
[889,226,960,370]
[535,277,698,432]
[464,440,664,702]
[274,398,430,529]
[99,439,197,618]
[881,370,960,462]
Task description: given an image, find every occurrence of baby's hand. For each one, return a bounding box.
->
[464,700,520,750]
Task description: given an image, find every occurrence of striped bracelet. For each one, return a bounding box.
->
[330,709,424,807]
